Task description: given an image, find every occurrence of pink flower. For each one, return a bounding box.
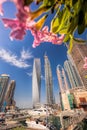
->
[83,57,87,69]
[2,17,64,46]
[2,18,26,40]
[2,18,35,40]
[1,0,35,40]
[30,26,64,48]
[1,0,64,47]
[0,0,7,16]
[12,0,29,22]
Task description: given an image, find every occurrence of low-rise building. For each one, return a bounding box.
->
[70,87,87,111]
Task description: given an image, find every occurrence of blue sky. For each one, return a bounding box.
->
[0,2,86,108]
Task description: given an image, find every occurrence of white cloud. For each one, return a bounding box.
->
[26,72,32,77]
[21,48,33,60]
[26,73,45,80]
[0,48,33,68]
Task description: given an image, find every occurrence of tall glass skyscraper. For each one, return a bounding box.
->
[0,74,9,111]
[32,59,41,108]
[57,65,74,110]
[64,60,82,88]
[57,65,69,92]
[5,80,16,106]
[44,55,54,105]
[69,43,87,88]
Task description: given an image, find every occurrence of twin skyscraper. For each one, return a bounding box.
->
[32,54,54,108]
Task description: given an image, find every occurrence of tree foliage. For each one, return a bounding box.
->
[1,0,87,51]
[24,0,87,51]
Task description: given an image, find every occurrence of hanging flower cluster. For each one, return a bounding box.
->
[1,0,65,48]
[30,26,65,48]
[0,0,87,71]
[1,0,87,45]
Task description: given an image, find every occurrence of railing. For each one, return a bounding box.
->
[0,123,22,130]
[59,111,87,130]
[12,115,30,121]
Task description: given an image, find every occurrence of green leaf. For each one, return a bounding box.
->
[78,10,85,34]
[68,37,73,53]
[35,14,48,30]
[61,0,65,4]
[59,26,68,34]
[72,0,78,6]
[65,0,78,7]
[85,12,87,27]
[50,17,60,33]
[51,7,70,34]
[43,0,55,6]
[78,23,85,34]
[63,34,70,42]
[29,6,50,20]
[83,1,87,27]
[35,0,43,4]
[65,0,72,7]
[73,0,84,16]
[50,8,62,33]
[67,15,78,34]
[56,8,71,33]
[24,0,33,6]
